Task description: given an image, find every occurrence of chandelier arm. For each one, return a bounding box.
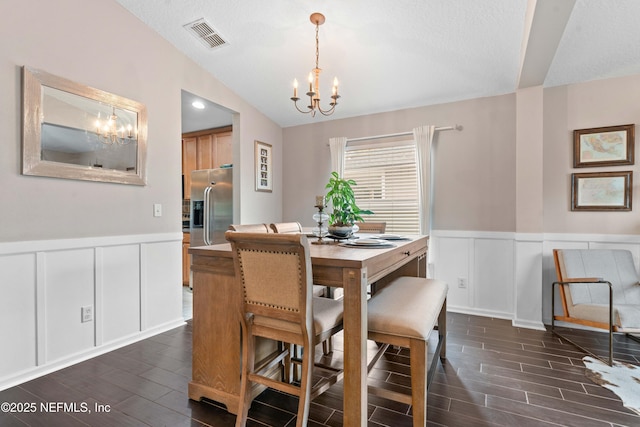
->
[291,99,315,115]
[316,103,337,116]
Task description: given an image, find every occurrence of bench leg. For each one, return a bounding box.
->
[439,298,447,361]
[409,338,427,427]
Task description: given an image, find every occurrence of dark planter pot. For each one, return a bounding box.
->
[328,225,354,238]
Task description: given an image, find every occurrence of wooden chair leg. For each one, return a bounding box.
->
[282,342,292,383]
[235,329,254,427]
[322,338,333,354]
[296,344,312,427]
[409,338,427,427]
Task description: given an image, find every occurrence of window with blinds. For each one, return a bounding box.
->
[343,139,420,234]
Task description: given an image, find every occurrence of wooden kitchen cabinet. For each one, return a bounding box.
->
[182,126,232,200]
[215,132,232,167]
[182,137,197,197]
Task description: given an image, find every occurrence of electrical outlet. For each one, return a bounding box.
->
[153,203,162,217]
[457,277,467,288]
[81,305,93,323]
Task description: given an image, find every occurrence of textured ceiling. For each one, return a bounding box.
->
[116,0,640,129]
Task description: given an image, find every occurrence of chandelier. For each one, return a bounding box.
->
[291,13,340,116]
[94,106,136,145]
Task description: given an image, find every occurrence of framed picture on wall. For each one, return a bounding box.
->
[571,171,632,211]
[573,124,634,167]
[255,140,272,192]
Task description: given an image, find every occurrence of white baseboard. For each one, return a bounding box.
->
[447,305,513,321]
[512,319,546,331]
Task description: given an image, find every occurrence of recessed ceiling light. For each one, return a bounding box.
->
[192,101,205,109]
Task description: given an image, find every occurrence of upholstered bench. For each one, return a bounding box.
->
[367,277,448,427]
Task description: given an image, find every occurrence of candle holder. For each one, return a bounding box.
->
[311,203,330,245]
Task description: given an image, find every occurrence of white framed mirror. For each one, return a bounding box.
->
[22,66,148,185]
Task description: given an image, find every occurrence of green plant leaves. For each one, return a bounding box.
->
[324,171,373,226]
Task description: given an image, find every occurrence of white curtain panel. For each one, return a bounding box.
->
[329,136,347,177]
[413,125,436,236]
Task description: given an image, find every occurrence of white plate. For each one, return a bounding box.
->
[353,238,386,245]
[371,234,408,240]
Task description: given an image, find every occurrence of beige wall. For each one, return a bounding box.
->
[516,87,544,233]
[544,74,640,235]
[0,0,282,243]
[283,94,517,232]
[285,72,640,238]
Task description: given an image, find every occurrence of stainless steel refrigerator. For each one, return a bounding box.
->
[190,167,233,247]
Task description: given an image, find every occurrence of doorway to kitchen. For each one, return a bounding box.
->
[181,90,236,319]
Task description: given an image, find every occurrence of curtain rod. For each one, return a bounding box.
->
[345,124,462,143]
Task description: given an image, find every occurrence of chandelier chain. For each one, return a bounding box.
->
[315,23,320,70]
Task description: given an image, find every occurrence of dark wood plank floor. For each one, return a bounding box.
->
[1,312,639,426]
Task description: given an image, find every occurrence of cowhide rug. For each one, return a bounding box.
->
[583,356,640,416]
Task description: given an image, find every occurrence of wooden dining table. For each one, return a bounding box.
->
[188,234,428,427]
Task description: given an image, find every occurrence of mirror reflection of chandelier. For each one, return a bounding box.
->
[95,106,136,145]
[290,12,340,117]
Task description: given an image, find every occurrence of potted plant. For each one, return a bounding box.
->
[325,171,373,237]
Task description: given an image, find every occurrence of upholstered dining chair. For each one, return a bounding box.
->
[354,221,386,234]
[552,249,640,365]
[225,231,343,427]
[228,223,272,233]
[269,221,304,234]
[269,221,333,355]
[269,222,326,295]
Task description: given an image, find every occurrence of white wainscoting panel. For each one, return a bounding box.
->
[0,253,37,379]
[431,231,515,320]
[44,248,96,363]
[430,236,471,309]
[0,233,183,391]
[474,238,514,317]
[142,241,183,329]
[101,245,141,344]
[514,237,545,330]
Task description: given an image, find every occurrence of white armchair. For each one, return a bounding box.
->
[552,249,640,365]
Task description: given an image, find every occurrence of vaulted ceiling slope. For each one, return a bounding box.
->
[116,0,640,128]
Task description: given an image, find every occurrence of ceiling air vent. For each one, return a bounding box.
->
[184,18,228,50]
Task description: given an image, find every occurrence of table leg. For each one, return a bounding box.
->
[342,267,368,427]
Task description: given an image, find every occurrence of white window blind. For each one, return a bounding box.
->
[343,139,420,234]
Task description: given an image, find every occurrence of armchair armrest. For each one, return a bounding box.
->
[556,277,604,283]
[552,278,612,291]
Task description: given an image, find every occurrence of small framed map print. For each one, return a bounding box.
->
[255,140,272,192]
[571,171,632,211]
[573,124,634,168]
